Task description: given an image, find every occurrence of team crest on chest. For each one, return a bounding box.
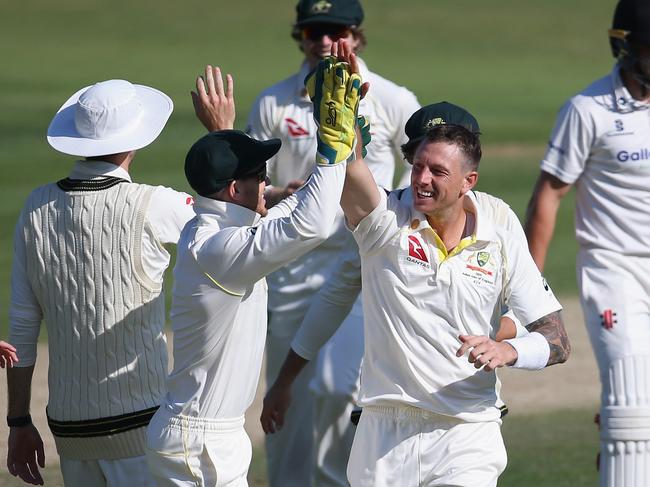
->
[462,250,498,285]
[477,251,490,267]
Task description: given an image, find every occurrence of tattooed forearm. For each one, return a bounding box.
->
[526,310,571,366]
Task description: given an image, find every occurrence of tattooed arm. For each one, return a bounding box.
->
[526,310,571,366]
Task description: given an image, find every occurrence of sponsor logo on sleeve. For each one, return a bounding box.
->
[547,141,566,156]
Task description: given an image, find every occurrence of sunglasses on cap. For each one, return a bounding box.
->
[301,24,352,42]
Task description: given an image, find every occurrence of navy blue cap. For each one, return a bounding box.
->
[185,130,281,196]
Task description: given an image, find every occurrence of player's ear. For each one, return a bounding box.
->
[461,171,478,195]
[227,180,239,200]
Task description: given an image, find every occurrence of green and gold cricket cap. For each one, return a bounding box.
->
[404,101,480,143]
[295,0,364,27]
[184,130,281,197]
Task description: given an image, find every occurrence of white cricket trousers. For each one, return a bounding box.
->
[577,248,650,487]
[60,454,156,487]
[145,406,251,487]
[347,405,507,487]
[311,298,365,487]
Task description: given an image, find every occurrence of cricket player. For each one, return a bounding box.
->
[336,101,569,486]
[261,103,526,486]
[247,0,419,483]
[6,78,196,486]
[525,1,650,485]
[145,42,364,486]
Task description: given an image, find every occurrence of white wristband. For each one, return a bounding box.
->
[504,331,550,370]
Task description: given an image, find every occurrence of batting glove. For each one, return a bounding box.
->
[305,56,362,165]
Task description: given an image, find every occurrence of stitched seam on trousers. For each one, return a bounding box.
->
[418,431,423,486]
[145,446,187,457]
[182,416,203,486]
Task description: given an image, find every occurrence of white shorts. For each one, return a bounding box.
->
[347,405,507,487]
[145,407,251,487]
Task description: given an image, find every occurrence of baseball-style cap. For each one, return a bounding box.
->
[185,130,281,197]
[612,0,650,46]
[295,0,364,27]
[404,102,480,143]
[47,80,173,157]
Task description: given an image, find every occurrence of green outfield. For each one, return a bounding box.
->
[1,0,610,485]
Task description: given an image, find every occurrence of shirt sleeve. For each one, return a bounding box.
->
[501,230,562,326]
[540,98,594,184]
[291,233,362,360]
[148,186,196,244]
[351,190,400,255]
[265,190,300,220]
[9,210,42,367]
[194,163,346,293]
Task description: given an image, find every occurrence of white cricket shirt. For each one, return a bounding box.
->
[161,163,345,419]
[541,64,650,256]
[291,189,530,360]
[352,190,562,422]
[247,59,420,334]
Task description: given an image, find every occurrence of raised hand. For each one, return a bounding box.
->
[191,65,235,132]
[305,39,364,166]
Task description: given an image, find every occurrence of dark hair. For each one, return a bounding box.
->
[291,25,367,53]
[401,125,482,170]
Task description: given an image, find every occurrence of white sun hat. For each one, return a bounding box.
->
[47,79,174,157]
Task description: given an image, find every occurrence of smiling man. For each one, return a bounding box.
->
[336,102,571,487]
[247,1,419,485]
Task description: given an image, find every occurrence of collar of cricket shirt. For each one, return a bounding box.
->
[611,63,650,113]
[193,195,261,227]
[407,190,497,245]
[69,160,132,182]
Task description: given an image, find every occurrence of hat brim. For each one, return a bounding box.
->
[46,84,173,157]
[295,16,357,27]
[232,138,282,179]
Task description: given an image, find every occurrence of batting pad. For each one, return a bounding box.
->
[599,355,650,487]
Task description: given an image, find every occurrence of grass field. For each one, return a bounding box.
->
[0,0,612,326]
[1,0,611,484]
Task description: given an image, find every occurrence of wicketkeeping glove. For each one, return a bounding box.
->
[356,115,371,158]
[305,56,362,165]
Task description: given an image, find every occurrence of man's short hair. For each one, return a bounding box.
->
[401,125,482,171]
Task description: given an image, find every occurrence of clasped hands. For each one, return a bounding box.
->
[305,40,369,166]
